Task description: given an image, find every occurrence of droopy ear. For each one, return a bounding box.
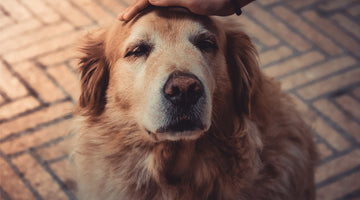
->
[225,27,262,118]
[78,30,109,116]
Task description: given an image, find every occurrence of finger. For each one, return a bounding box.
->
[149,0,190,8]
[120,0,150,21]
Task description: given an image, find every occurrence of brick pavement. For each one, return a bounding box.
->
[0,0,359,199]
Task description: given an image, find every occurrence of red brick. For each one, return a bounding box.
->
[0,0,31,21]
[12,154,68,200]
[263,51,324,77]
[37,137,73,161]
[0,96,40,120]
[0,95,4,104]
[99,0,127,14]
[0,15,13,28]
[0,19,42,41]
[0,62,28,99]
[287,0,317,9]
[13,62,65,103]
[38,47,78,67]
[317,170,360,200]
[47,65,80,101]
[353,87,360,99]
[298,67,360,100]
[259,46,293,66]
[0,157,36,200]
[0,101,73,140]
[241,15,279,47]
[273,6,343,56]
[281,56,356,90]
[72,0,115,26]
[20,0,61,24]
[332,14,360,38]
[1,22,73,54]
[317,143,333,160]
[43,0,93,27]
[317,0,357,11]
[347,5,360,16]
[258,0,280,5]
[50,159,77,195]
[314,99,360,142]
[291,95,351,151]
[303,11,360,58]
[316,149,360,184]
[3,31,81,64]
[336,95,360,120]
[0,119,72,155]
[246,4,312,51]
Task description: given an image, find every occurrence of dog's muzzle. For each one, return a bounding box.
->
[157,71,206,133]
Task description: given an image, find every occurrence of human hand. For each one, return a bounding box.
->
[118,0,254,21]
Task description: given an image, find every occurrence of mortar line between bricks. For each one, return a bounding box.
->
[0,112,73,144]
[29,150,78,200]
[0,149,43,200]
[285,64,360,95]
[318,146,358,166]
[253,1,320,53]
[264,4,332,55]
[0,97,71,124]
[5,23,77,53]
[66,0,97,25]
[303,81,360,103]
[275,53,347,80]
[17,0,46,26]
[0,104,45,124]
[249,37,267,53]
[314,135,338,161]
[0,185,11,200]
[92,0,117,16]
[242,7,300,54]
[0,94,33,109]
[0,89,11,103]
[291,93,339,157]
[257,42,283,55]
[331,11,360,43]
[280,4,347,57]
[0,57,45,105]
[329,98,360,126]
[298,8,360,59]
[294,92,360,148]
[260,48,316,69]
[7,135,70,159]
[339,188,360,200]
[47,154,70,164]
[34,61,75,103]
[316,164,360,189]
[349,92,360,103]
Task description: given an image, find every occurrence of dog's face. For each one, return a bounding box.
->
[78,8,259,142]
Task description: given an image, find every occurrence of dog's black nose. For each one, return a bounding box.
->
[163,72,203,106]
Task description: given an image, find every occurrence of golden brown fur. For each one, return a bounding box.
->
[73,7,317,200]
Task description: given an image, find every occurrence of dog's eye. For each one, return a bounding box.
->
[125,43,152,58]
[195,38,218,53]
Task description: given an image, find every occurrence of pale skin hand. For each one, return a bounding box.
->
[118,0,254,21]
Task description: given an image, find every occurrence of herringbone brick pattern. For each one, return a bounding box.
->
[0,0,359,199]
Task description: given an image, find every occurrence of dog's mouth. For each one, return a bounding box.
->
[156,119,204,133]
[147,115,206,141]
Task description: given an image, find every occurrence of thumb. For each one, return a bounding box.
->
[149,0,189,7]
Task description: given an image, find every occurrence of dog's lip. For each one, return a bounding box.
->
[155,119,204,134]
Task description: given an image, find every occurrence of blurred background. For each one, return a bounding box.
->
[0,0,359,199]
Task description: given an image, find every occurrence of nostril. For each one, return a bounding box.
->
[163,72,204,106]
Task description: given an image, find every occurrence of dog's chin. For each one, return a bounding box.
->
[153,129,205,141]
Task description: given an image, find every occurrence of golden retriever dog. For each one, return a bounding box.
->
[73,7,317,200]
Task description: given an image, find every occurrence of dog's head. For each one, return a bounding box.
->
[77,7,260,141]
